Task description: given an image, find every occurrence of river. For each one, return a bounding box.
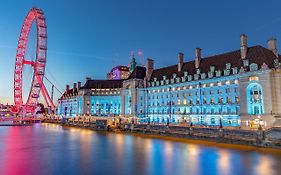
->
[0,123,280,175]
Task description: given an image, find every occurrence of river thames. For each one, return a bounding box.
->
[0,123,280,175]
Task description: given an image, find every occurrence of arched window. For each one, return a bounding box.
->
[247,83,264,115]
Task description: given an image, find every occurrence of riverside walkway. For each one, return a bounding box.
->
[41,116,281,149]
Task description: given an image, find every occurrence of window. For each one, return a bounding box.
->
[247,83,264,115]
[227,97,231,104]
[211,118,216,124]
[235,97,239,104]
[249,76,259,81]
[218,97,223,104]
[203,98,207,104]
[226,88,230,93]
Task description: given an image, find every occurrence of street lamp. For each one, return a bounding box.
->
[168,86,172,125]
[198,82,203,125]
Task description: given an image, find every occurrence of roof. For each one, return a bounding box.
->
[60,88,78,99]
[128,66,146,79]
[149,45,281,81]
[111,65,129,72]
[81,79,124,89]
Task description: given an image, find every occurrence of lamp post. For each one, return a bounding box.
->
[168,86,172,125]
[219,105,223,128]
[198,82,203,125]
[146,89,149,124]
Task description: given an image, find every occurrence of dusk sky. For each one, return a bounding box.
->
[1,0,281,104]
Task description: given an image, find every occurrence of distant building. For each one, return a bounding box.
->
[57,34,281,128]
[0,104,13,117]
[107,66,130,80]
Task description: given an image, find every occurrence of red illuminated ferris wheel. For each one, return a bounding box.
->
[12,7,55,114]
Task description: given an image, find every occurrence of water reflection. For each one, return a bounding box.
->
[0,123,280,175]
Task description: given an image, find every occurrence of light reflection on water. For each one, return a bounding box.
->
[0,123,280,175]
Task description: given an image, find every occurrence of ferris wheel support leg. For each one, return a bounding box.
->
[41,82,55,111]
[36,76,55,111]
[41,84,50,107]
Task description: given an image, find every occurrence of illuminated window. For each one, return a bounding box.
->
[227,97,231,104]
[202,84,206,88]
[183,99,187,105]
[210,83,214,87]
[225,80,230,85]
[203,98,207,104]
[234,79,238,84]
[226,88,230,93]
[177,99,181,105]
[218,97,223,104]
[249,76,259,81]
[235,96,239,104]
[217,82,222,86]
[247,83,264,115]
[189,85,193,89]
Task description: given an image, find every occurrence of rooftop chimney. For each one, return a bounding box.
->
[178,52,184,72]
[195,48,201,69]
[66,85,70,93]
[240,34,247,59]
[73,83,77,91]
[146,58,154,81]
[267,38,278,57]
[77,82,81,89]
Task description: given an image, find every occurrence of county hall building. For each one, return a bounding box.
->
[57,34,281,128]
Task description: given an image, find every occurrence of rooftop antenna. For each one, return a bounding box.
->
[137,49,145,66]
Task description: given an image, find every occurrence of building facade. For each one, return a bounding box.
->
[57,35,281,128]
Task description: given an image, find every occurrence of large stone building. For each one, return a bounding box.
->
[57,34,281,128]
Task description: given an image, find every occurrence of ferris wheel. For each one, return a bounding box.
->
[12,7,55,114]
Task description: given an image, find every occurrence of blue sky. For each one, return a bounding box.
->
[1,0,281,104]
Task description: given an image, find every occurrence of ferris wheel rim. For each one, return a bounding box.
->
[13,7,47,113]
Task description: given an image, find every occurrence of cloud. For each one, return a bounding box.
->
[48,50,112,61]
